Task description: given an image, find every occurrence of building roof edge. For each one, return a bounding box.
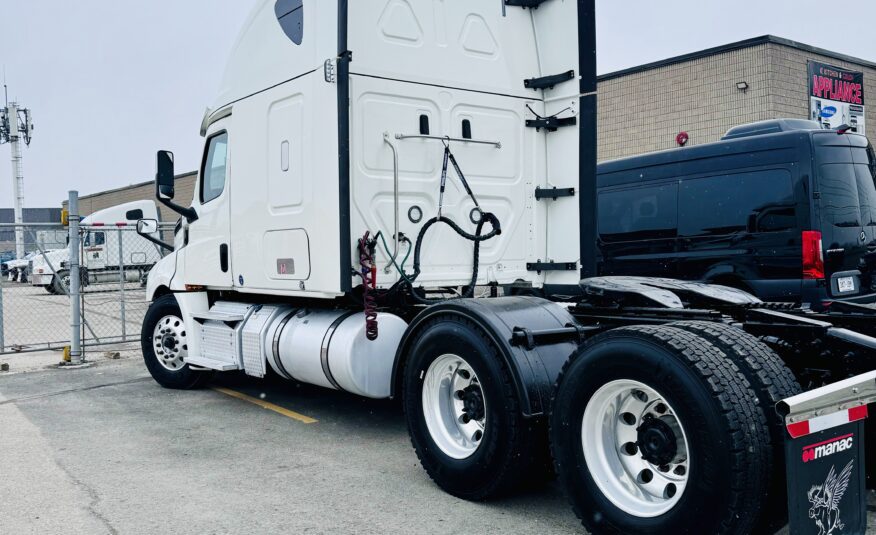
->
[597,35,876,82]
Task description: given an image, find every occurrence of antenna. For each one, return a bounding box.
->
[0,84,34,260]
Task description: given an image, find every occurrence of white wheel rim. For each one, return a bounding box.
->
[422,354,486,460]
[582,379,690,517]
[152,315,187,371]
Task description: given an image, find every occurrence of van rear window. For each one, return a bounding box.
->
[678,170,795,237]
[818,160,876,230]
[598,184,677,243]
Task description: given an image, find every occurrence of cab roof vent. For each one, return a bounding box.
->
[721,119,822,140]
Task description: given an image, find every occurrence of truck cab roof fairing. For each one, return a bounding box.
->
[211,0,337,112]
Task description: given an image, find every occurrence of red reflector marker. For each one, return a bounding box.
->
[786,404,869,438]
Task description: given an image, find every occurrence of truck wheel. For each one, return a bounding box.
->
[141,294,213,390]
[402,316,543,500]
[670,321,801,532]
[550,325,769,535]
[52,271,70,295]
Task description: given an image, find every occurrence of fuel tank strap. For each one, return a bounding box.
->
[320,311,358,391]
[271,309,299,380]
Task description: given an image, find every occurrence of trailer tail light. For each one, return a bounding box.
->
[802,230,824,280]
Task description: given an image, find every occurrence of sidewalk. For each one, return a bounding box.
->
[0,344,140,375]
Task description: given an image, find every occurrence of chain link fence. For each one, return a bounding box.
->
[0,223,72,352]
[0,218,174,354]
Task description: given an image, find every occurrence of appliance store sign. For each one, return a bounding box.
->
[809,60,865,133]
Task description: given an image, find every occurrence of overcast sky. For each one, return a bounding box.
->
[1,0,874,207]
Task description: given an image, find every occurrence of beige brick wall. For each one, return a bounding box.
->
[597,42,876,162]
[63,172,197,223]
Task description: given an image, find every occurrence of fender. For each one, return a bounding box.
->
[391,296,579,417]
[146,251,182,301]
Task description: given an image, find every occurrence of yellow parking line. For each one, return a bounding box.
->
[211,386,318,424]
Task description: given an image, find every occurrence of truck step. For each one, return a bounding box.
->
[186,356,240,371]
[191,311,246,326]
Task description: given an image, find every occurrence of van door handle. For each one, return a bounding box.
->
[220,244,229,273]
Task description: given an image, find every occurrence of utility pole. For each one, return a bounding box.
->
[0,87,34,260]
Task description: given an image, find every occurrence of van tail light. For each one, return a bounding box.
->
[802,230,824,280]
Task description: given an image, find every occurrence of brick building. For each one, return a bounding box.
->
[62,35,874,213]
[63,172,197,221]
[0,207,64,252]
[598,35,875,161]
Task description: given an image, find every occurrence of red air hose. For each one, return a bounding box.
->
[358,232,379,341]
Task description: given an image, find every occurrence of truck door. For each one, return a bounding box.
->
[185,127,233,288]
[84,231,107,270]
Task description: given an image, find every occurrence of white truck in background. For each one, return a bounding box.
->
[31,200,163,294]
[3,251,37,283]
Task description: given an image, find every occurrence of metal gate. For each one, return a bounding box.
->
[0,218,174,354]
[0,222,73,353]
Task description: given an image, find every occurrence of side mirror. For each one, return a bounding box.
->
[137,218,159,236]
[156,150,176,200]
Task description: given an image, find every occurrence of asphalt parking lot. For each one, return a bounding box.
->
[0,354,874,534]
[0,356,582,534]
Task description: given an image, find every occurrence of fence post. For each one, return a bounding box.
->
[118,227,126,342]
[68,191,82,364]
[0,258,4,352]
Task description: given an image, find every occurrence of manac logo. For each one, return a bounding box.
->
[802,433,854,463]
[820,105,837,118]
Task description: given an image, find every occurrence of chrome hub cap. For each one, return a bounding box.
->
[422,354,486,459]
[152,315,187,371]
[582,379,690,517]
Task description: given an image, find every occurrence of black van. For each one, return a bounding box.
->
[597,119,876,307]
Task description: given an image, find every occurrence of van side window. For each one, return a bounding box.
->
[275,0,303,45]
[200,132,229,204]
[679,170,795,236]
[599,184,678,243]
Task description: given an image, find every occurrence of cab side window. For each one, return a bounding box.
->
[200,133,228,204]
[275,0,303,45]
[85,232,106,247]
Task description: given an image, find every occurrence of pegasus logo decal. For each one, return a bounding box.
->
[807,460,854,535]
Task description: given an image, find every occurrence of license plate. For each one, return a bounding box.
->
[837,276,855,293]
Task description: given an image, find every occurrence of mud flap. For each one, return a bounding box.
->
[785,417,867,534]
[779,371,875,535]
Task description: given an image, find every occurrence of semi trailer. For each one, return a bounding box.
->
[137,1,874,533]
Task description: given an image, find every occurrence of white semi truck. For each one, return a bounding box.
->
[31,200,163,294]
[137,2,875,533]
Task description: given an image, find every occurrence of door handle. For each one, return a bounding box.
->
[220,244,229,273]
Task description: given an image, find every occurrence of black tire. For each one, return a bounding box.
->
[670,321,802,532]
[550,325,770,535]
[51,271,68,295]
[402,315,546,500]
[141,293,214,390]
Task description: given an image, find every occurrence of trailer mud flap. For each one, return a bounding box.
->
[785,416,867,534]
[779,370,875,535]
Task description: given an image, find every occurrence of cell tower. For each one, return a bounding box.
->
[0,85,34,260]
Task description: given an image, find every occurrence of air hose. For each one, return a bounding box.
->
[357,231,379,340]
[397,142,501,303]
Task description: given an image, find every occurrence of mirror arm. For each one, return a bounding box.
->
[138,231,175,253]
[158,197,199,223]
